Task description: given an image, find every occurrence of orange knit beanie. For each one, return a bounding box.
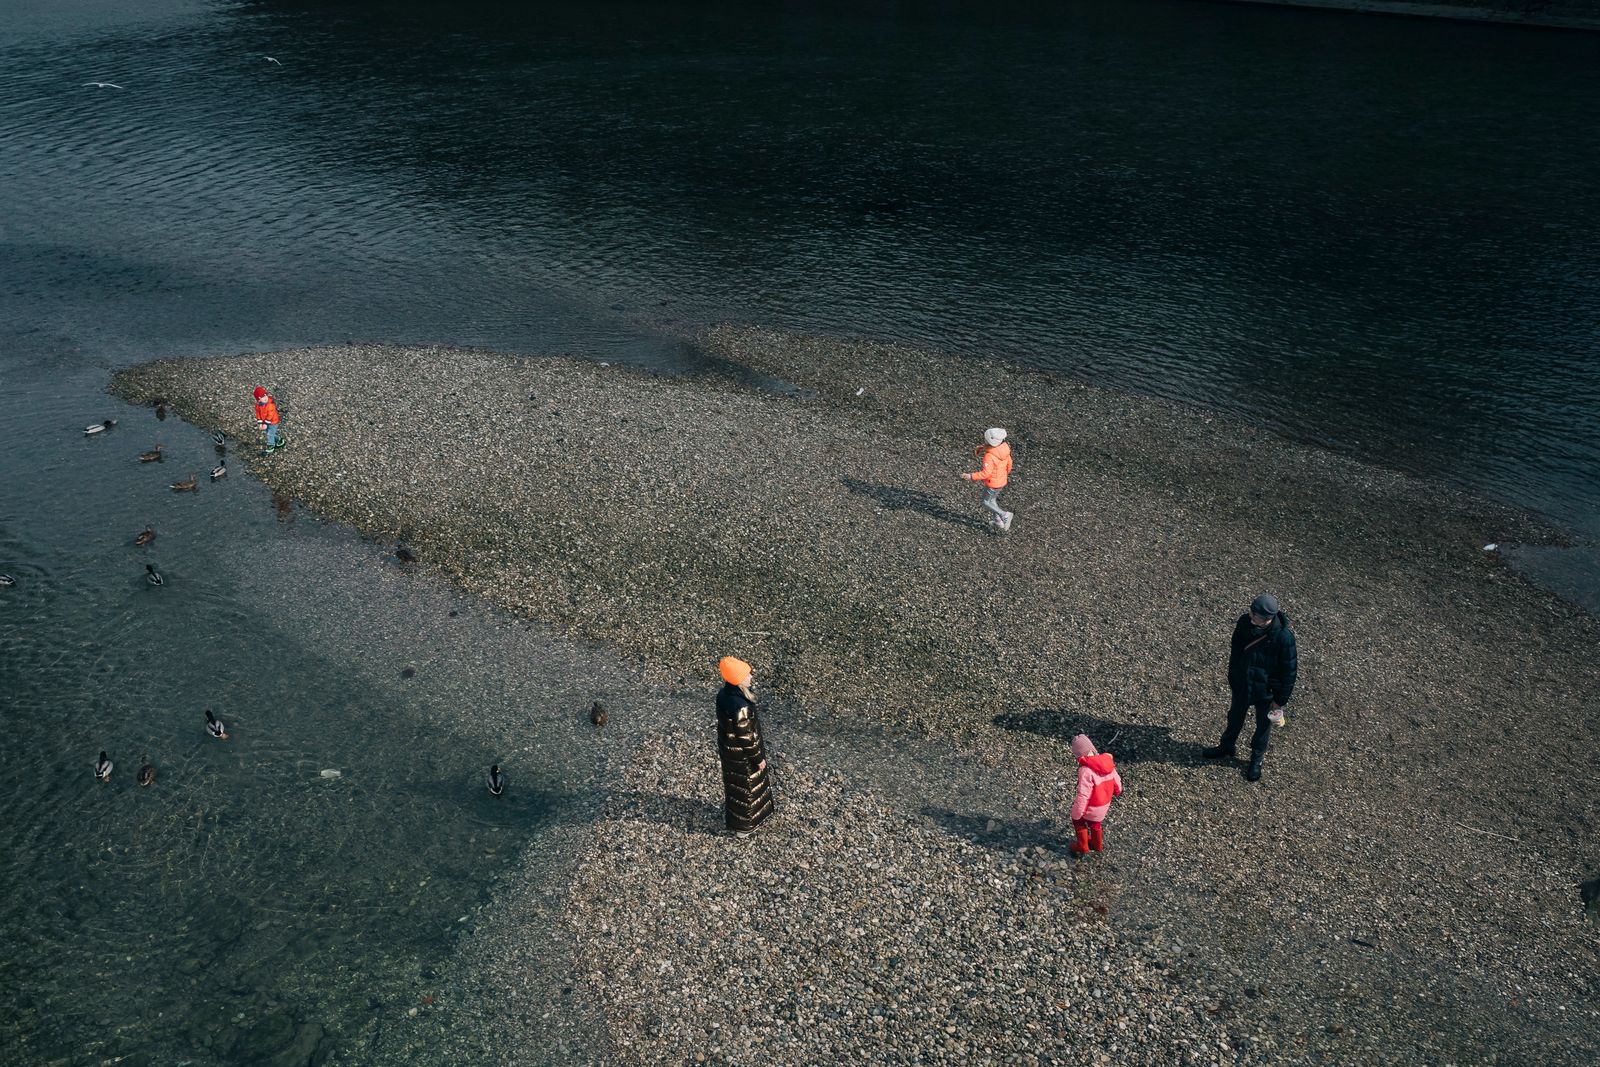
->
[718,656,752,685]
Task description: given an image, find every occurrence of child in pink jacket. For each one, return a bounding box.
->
[1068,733,1122,856]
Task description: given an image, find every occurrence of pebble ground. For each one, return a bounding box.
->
[111,328,1600,1065]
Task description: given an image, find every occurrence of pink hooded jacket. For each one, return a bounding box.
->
[1070,752,1123,823]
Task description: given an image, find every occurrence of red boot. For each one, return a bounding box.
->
[1088,822,1104,852]
[1070,822,1090,856]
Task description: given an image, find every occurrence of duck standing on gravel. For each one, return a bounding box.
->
[959,427,1014,532]
[1202,593,1299,782]
[715,657,774,839]
[487,765,506,796]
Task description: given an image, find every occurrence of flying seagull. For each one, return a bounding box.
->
[264,56,281,65]
[83,82,123,89]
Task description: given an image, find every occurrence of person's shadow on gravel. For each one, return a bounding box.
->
[610,790,726,837]
[841,477,987,530]
[993,710,1202,766]
[921,808,1066,853]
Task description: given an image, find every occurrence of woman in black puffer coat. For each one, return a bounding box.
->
[715,657,774,838]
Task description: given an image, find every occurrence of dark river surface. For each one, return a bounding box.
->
[2,1,1598,1063]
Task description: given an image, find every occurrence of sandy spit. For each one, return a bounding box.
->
[110,328,1600,1065]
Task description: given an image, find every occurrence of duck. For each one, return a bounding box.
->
[155,404,167,421]
[487,765,506,796]
[145,563,164,587]
[95,751,113,782]
[84,420,116,435]
[134,527,155,547]
[211,431,227,447]
[137,759,156,787]
[205,709,228,740]
[138,446,164,463]
[590,701,608,730]
[0,574,15,587]
[395,546,418,564]
[169,474,198,492]
[210,464,226,481]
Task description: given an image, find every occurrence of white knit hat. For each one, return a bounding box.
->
[983,427,1006,447]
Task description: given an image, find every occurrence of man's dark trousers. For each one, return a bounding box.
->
[1219,690,1273,754]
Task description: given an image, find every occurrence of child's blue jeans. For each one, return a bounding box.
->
[266,423,280,448]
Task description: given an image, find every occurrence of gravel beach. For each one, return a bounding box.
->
[111,329,1600,1064]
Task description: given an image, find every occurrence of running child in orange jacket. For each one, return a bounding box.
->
[252,386,284,453]
[1068,733,1122,856]
[960,427,1013,532]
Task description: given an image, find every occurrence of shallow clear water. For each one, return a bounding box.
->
[0,364,624,1063]
[3,0,1599,1062]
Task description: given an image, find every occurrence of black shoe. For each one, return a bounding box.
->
[1200,745,1236,760]
[1244,753,1265,782]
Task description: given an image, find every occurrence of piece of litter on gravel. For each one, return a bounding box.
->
[1483,543,1498,551]
[320,769,342,779]
[855,387,865,396]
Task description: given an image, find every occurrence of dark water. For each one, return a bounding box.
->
[3,0,1599,1062]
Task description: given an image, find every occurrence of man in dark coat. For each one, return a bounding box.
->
[1202,593,1298,781]
[715,656,774,837]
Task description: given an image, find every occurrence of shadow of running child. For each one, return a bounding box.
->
[840,476,987,530]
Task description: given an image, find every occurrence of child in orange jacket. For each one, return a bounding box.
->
[252,386,284,453]
[1068,733,1122,855]
[960,427,1013,532]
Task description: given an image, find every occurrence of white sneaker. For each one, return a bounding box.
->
[999,511,1014,532]
[734,830,753,839]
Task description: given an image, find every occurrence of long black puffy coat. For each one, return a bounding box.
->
[715,682,774,833]
[1227,611,1298,705]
